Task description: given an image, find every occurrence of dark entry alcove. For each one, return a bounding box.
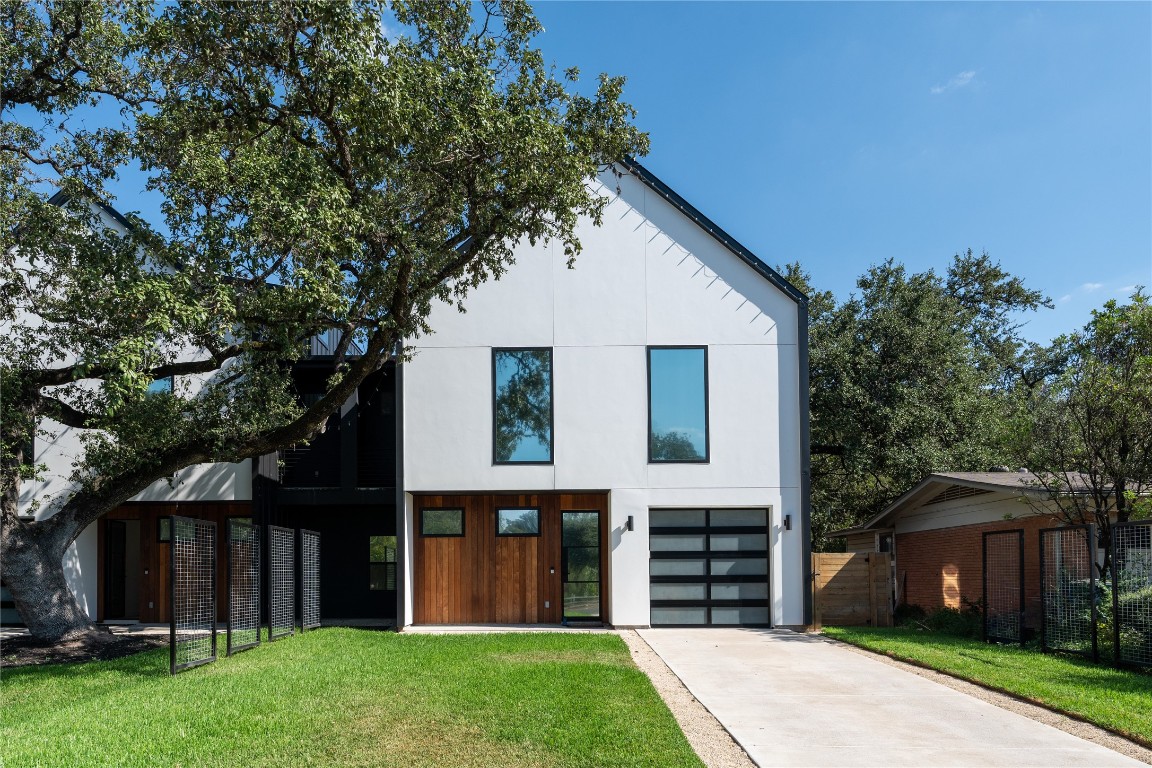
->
[280,506,397,621]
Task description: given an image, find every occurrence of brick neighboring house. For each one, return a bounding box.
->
[833,471,1072,630]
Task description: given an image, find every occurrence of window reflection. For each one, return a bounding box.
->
[648,347,708,462]
[493,349,552,463]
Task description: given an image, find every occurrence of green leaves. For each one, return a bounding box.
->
[794,254,1049,546]
[1019,290,1152,553]
[2,0,645,528]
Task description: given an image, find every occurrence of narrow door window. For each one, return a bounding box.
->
[562,511,601,621]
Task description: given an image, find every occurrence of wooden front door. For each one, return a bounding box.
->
[104,520,127,618]
[412,493,607,624]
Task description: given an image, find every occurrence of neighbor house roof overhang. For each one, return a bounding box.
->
[829,471,1100,538]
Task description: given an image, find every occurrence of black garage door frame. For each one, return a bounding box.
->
[649,508,772,627]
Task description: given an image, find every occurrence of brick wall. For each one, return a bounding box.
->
[895,515,1060,629]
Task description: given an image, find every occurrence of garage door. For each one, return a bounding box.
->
[649,509,771,626]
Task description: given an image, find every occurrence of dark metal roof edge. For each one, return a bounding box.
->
[47,189,135,231]
[797,301,813,627]
[617,156,807,306]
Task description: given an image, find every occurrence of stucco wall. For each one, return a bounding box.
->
[402,171,806,627]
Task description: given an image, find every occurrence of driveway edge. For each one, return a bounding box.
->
[822,633,1152,765]
[619,630,756,768]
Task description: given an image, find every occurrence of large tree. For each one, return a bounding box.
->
[1012,291,1152,576]
[782,252,1050,547]
[1,0,646,641]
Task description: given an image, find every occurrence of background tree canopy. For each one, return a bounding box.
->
[1,0,647,641]
[1008,290,1152,575]
[783,251,1051,547]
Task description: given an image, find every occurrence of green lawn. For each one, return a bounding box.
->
[1,629,702,768]
[824,627,1152,746]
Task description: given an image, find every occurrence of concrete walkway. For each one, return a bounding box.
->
[639,628,1146,768]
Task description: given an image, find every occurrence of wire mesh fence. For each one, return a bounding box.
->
[1111,521,1152,669]
[300,529,321,631]
[170,516,217,674]
[1039,525,1098,661]
[983,529,1024,645]
[227,519,261,655]
[268,525,296,641]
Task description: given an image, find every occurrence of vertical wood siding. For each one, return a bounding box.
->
[97,501,252,623]
[412,493,607,624]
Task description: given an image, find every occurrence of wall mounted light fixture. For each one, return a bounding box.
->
[782,514,792,531]
[625,515,634,532]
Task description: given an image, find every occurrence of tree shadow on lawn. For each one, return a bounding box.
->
[1,640,171,684]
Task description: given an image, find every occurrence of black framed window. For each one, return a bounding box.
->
[158,516,171,543]
[421,508,464,537]
[369,535,397,590]
[648,346,709,463]
[493,348,553,464]
[497,507,540,536]
[147,376,174,395]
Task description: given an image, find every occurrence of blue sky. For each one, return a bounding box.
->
[532,1,1152,344]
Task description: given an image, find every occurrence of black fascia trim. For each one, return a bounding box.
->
[492,347,554,465]
[647,345,710,464]
[797,304,814,627]
[393,352,405,624]
[420,507,465,537]
[495,506,542,537]
[617,156,807,306]
[47,189,135,231]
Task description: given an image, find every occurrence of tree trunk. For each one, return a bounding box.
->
[0,518,107,642]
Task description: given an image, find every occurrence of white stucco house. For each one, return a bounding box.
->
[9,158,812,630]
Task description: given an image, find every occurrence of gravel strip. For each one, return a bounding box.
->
[822,634,1152,765]
[619,629,755,768]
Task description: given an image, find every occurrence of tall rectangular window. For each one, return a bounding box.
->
[648,347,709,463]
[146,376,174,395]
[369,535,397,590]
[493,348,553,464]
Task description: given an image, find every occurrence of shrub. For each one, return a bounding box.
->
[896,602,982,639]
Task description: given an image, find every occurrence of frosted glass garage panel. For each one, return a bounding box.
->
[650,583,707,601]
[650,510,706,527]
[711,583,769,601]
[650,535,706,552]
[651,607,708,625]
[711,558,768,576]
[650,559,707,576]
[710,534,768,552]
[712,607,770,625]
[710,509,767,527]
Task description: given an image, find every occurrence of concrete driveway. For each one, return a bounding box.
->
[639,628,1146,768]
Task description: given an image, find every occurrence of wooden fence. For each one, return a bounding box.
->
[812,552,893,629]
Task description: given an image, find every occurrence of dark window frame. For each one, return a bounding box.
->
[495,506,542,537]
[146,376,175,395]
[647,345,710,464]
[648,508,771,627]
[157,516,171,543]
[492,347,554,466]
[420,507,465,537]
[369,535,397,591]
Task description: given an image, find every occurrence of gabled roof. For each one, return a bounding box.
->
[831,471,1097,537]
[619,156,808,307]
[47,189,135,231]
